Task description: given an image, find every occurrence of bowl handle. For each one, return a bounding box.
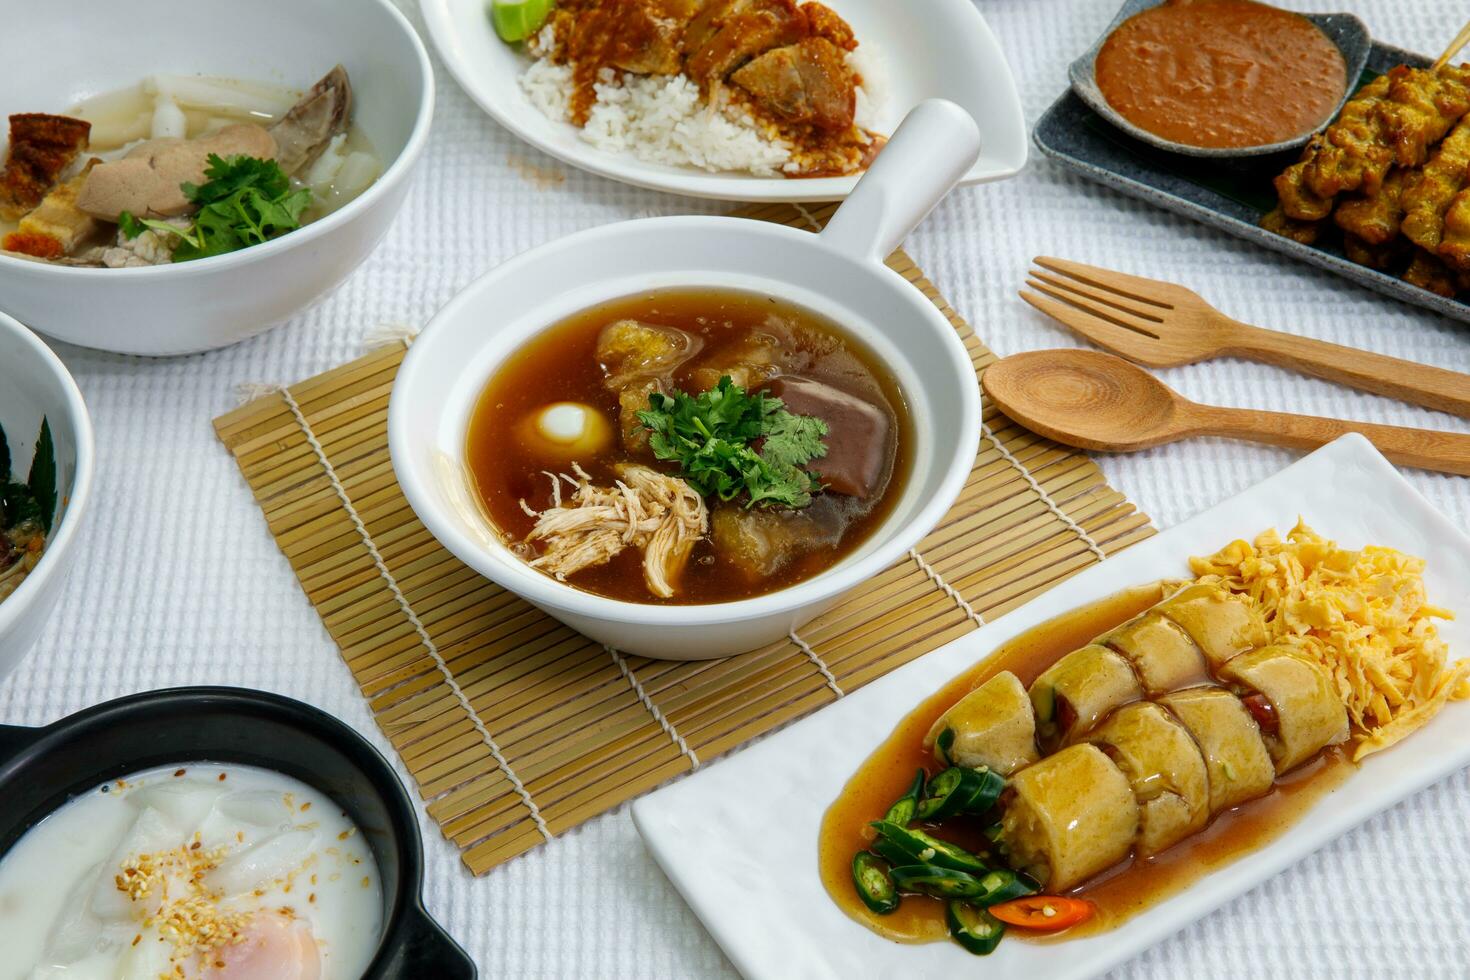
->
[395,902,477,978]
[819,98,981,264]
[0,724,38,766]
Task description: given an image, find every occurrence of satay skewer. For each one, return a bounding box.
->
[1434,16,1470,70]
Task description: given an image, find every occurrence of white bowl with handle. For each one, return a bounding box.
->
[391,100,983,660]
[0,313,94,681]
[0,0,434,356]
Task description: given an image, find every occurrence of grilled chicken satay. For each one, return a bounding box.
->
[1404,247,1459,295]
[1274,73,1393,220]
[1334,167,1409,244]
[1438,189,1470,270]
[1342,232,1408,272]
[1400,118,1470,250]
[1260,207,1324,245]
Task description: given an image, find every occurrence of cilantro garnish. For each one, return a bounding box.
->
[636,376,829,509]
[118,154,314,263]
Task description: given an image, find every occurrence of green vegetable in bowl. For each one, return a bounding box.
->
[636,376,829,509]
[120,154,314,263]
[0,418,55,603]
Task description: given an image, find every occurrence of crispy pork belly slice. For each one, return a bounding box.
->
[1,162,103,258]
[77,123,277,220]
[1219,645,1349,774]
[271,65,353,177]
[1154,581,1265,668]
[731,37,855,132]
[802,1,856,51]
[923,671,1039,776]
[0,113,91,221]
[1029,644,1143,750]
[684,0,809,87]
[764,376,888,498]
[1000,744,1139,892]
[1158,686,1275,815]
[1087,702,1209,856]
[1103,611,1209,695]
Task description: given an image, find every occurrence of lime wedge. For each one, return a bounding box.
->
[492,0,555,43]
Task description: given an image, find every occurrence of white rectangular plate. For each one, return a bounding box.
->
[631,435,1470,980]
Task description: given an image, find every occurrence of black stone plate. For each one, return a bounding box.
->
[1033,43,1470,325]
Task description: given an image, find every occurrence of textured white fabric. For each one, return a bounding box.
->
[3,1,1469,976]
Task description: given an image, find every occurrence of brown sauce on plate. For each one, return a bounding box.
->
[1095,0,1347,149]
[818,583,1355,944]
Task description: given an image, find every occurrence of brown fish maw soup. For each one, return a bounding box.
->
[466,288,913,604]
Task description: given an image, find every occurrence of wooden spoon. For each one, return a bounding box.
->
[982,349,1470,476]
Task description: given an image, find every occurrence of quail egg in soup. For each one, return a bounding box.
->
[466,288,912,604]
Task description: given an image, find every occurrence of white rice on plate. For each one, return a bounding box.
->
[518,27,886,177]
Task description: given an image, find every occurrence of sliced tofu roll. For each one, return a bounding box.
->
[1000,744,1139,892]
[1155,582,1266,667]
[1157,687,1275,815]
[923,671,1039,776]
[1029,645,1143,750]
[1086,702,1209,856]
[1104,611,1210,695]
[1219,646,1349,774]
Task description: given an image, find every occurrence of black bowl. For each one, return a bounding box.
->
[0,687,475,979]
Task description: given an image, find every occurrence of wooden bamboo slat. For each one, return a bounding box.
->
[213,203,1156,876]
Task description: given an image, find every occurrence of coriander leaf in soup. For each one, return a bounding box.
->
[162,155,314,262]
[637,376,829,509]
[27,418,56,534]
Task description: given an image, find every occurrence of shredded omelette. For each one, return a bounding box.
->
[1190,520,1470,761]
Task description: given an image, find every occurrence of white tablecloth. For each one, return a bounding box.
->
[4,1,1469,976]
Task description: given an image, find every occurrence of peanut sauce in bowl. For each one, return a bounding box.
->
[1082,0,1353,154]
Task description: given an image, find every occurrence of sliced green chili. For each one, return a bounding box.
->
[882,768,926,826]
[888,864,987,900]
[915,766,1007,821]
[868,820,987,874]
[851,851,899,915]
[947,901,1006,955]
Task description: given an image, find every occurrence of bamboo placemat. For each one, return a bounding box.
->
[214,202,1154,875]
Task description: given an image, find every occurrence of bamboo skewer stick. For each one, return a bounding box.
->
[1435,16,1470,70]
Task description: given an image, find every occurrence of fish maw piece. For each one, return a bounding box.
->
[91,807,183,920]
[125,779,225,831]
[596,319,702,389]
[212,828,318,897]
[924,671,1039,775]
[211,912,321,980]
[42,863,107,964]
[270,65,353,177]
[710,505,842,579]
[765,376,888,497]
[76,123,277,220]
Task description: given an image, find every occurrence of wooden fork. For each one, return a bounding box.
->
[1020,256,1470,418]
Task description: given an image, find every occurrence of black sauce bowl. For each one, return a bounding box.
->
[0,686,475,979]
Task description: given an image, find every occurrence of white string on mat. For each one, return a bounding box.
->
[272,384,553,843]
[909,548,986,628]
[981,420,1109,563]
[606,647,701,770]
[792,202,826,233]
[789,630,844,697]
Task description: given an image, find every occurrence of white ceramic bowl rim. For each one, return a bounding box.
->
[0,315,96,637]
[0,0,435,281]
[395,217,979,627]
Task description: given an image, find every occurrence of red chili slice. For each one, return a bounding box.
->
[1241,693,1279,735]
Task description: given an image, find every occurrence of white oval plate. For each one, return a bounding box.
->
[420,0,1027,201]
[631,435,1470,979]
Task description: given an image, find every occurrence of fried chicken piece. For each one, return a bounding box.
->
[683,0,809,88]
[731,36,855,132]
[1260,207,1323,245]
[1334,167,1408,245]
[1404,248,1459,296]
[0,114,91,221]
